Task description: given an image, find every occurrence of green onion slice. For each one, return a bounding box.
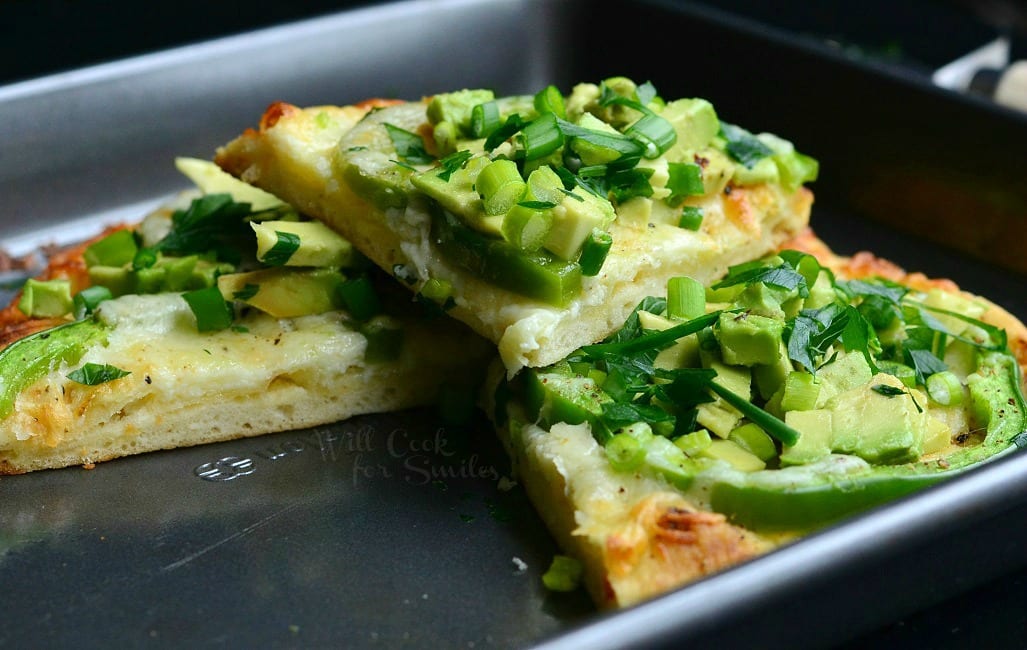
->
[578,229,613,277]
[678,206,704,231]
[337,276,381,321]
[520,113,565,161]
[666,276,705,320]
[182,286,234,332]
[470,101,501,139]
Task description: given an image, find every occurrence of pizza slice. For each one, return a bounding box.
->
[484,230,1027,608]
[214,77,817,374]
[0,159,493,474]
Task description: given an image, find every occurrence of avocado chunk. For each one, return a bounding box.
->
[0,318,108,419]
[18,278,73,318]
[426,89,496,134]
[780,409,834,465]
[251,220,356,268]
[175,157,284,211]
[828,374,926,464]
[716,311,784,366]
[217,267,344,318]
[661,98,720,161]
[542,188,615,261]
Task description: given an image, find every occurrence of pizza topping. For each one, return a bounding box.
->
[66,362,130,386]
[17,279,73,318]
[504,248,1027,531]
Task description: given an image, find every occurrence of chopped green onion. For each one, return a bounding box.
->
[470,101,501,139]
[476,159,527,215]
[678,206,704,231]
[73,285,113,319]
[926,370,964,406]
[419,277,454,304]
[780,371,821,412]
[605,433,646,471]
[541,555,583,592]
[132,247,158,270]
[666,162,705,204]
[182,286,234,332]
[728,423,777,461]
[526,165,567,205]
[533,85,566,119]
[720,123,774,168]
[337,276,381,321]
[674,429,713,457]
[666,276,705,320]
[556,118,646,159]
[502,204,554,251]
[84,229,138,268]
[520,113,565,161]
[66,362,130,386]
[578,229,612,276]
[878,361,917,388]
[626,113,677,158]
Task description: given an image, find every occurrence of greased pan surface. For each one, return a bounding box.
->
[2,1,1027,647]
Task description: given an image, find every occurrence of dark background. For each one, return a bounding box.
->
[3,1,1027,648]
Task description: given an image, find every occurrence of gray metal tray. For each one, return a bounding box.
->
[2,1,1027,648]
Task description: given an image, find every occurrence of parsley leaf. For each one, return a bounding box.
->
[155,193,255,264]
[67,363,130,386]
[384,123,433,164]
[436,150,473,182]
[260,231,301,266]
[720,123,773,168]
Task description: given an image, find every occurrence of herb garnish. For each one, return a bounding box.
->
[67,363,130,386]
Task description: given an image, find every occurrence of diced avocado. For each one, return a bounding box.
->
[525,165,567,205]
[780,409,833,465]
[828,374,926,464]
[661,98,720,161]
[88,265,135,297]
[251,220,355,268]
[734,282,790,319]
[815,350,874,406]
[522,370,611,441]
[923,416,952,455]
[702,438,765,472]
[752,132,819,192]
[804,271,837,310]
[426,89,496,133]
[217,267,344,318]
[696,361,751,438]
[18,278,73,318]
[569,113,624,166]
[716,311,784,366]
[175,157,284,211]
[542,189,615,261]
[654,334,701,371]
[0,318,108,419]
[752,341,793,400]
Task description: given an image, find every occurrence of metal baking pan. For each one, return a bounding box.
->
[2,1,1027,647]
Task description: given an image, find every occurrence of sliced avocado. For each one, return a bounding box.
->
[815,350,875,405]
[217,267,344,318]
[702,438,765,472]
[0,318,108,419]
[569,113,624,166]
[410,155,501,234]
[175,157,284,211]
[251,220,355,268]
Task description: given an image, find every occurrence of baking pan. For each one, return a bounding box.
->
[2,1,1027,647]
